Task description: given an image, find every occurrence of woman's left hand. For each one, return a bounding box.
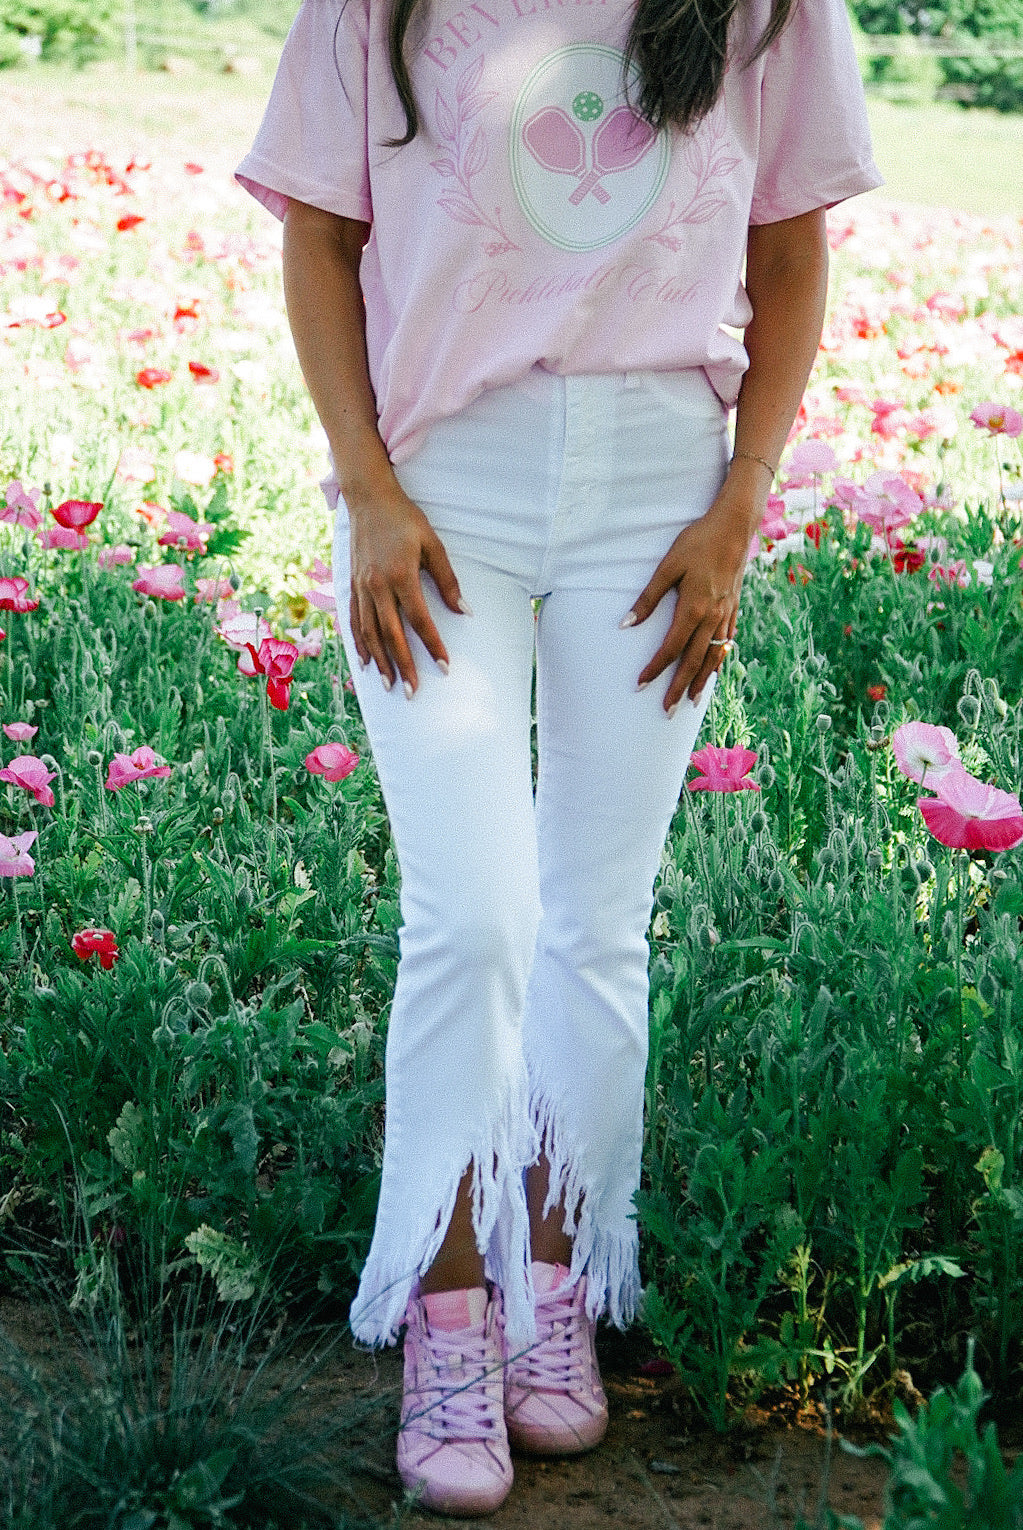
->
[623,485,758,712]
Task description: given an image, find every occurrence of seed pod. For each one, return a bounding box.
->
[816,714,832,733]
[87,749,102,767]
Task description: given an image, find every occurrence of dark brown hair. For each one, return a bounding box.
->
[386,0,795,146]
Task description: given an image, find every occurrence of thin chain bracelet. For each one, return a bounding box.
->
[731,450,777,478]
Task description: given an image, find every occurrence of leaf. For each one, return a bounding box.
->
[437,194,487,228]
[460,90,498,123]
[224,1101,258,1174]
[681,195,728,226]
[434,89,456,144]
[204,526,249,558]
[463,124,488,181]
[457,54,485,103]
[430,157,459,179]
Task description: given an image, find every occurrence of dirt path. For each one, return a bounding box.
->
[2,1294,891,1529]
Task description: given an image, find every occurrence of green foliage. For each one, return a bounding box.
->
[0,1253,389,1530]
[0,0,117,63]
[848,0,1023,111]
[839,1341,1023,1529]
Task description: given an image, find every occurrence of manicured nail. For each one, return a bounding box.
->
[457,597,474,617]
[637,679,650,692]
[437,658,450,675]
[403,680,414,700]
[667,701,679,720]
[619,611,637,629]
[381,674,392,693]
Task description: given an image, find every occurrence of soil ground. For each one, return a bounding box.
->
[2,1293,892,1529]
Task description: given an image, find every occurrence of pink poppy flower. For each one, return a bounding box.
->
[71,926,119,968]
[918,764,1023,852]
[245,637,298,711]
[855,472,922,535]
[216,611,272,654]
[759,494,789,542]
[306,742,360,781]
[969,402,1023,438]
[305,558,336,613]
[38,524,90,550]
[133,564,186,601]
[284,626,324,659]
[136,366,172,389]
[0,829,36,877]
[0,576,39,613]
[52,499,102,530]
[135,501,165,530]
[892,721,960,785]
[687,745,761,794]
[158,508,212,552]
[195,577,233,604]
[928,561,971,589]
[0,754,55,806]
[786,441,838,477]
[98,544,136,569]
[1,480,42,530]
[105,746,172,790]
[3,722,38,742]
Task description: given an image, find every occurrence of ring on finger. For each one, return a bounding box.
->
[708,638,735,654]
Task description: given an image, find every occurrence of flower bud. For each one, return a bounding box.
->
[87,749,102,767]
[750,809,768,834]
[185,980,212,1012]
[768,868,784,894]
[957,695,981,729]
[866,849,882,871]
[212,807,224,826]
[137,816,154,836]
[755,763,776,789]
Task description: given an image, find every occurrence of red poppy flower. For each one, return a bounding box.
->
[71,927,119,969]
[136,367,172,389]
[52,499,102,530]
[116,214,145,232]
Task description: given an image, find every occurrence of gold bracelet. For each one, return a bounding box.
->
[731,450,777,478]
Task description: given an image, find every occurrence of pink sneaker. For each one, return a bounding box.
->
[504,1261,609,1456]
[397,1285,513,1517]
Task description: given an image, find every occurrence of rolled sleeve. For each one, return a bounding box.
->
[235,0,372,224]
[750,0,883,226]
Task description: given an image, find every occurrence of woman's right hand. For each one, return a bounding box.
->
[347,488,467,697]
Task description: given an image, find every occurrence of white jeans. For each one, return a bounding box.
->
[329,368,730,1347]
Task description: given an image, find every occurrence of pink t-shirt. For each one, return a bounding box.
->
[236,0,882,463]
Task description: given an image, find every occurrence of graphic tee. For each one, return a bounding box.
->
[236,0,882,463]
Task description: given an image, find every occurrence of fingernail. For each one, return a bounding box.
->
[667,701,679,720]
[358,654,368,670]
[637,679,650,692]
[403,680,414,700]
[381,674,392,693]
[437,658,449,676]
[457,597,474,617]
[619,611,637,629]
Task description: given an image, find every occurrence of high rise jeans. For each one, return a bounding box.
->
[328,366,730,1348]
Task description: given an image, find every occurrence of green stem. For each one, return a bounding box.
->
[261,685,279,863]
[11,877,23,963]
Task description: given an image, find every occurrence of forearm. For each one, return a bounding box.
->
[711,207,830,545]
[281,200,396,509]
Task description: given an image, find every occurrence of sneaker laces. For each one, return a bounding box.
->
[408,1321,504,1441]
[511,1283,587,1391]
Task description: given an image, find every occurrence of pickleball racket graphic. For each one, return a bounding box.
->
[569,105,657,204]
[522,107,611,205]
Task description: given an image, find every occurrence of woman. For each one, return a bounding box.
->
[237,0,880,1512]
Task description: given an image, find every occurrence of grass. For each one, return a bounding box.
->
[0,60,1021,219]
[864,95,1023,219]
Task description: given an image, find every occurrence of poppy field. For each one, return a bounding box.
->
[1,132,1023,1493]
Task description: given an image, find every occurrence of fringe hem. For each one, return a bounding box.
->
[530,1084,642,1331]
[349,1072,540,1349]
